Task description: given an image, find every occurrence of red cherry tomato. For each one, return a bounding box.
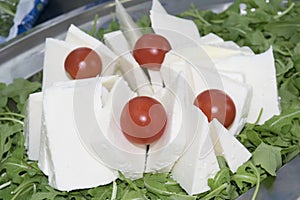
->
[120,96,168,144]
[64,47,102,79]
[133,33,171,71]
[194,89,236,128]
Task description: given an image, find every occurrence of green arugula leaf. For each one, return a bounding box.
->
[2,78,41,113]
[259,109,300,134]
[0,123,23,160]
[252,142,282,176]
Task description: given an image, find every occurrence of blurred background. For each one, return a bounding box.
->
[36,0,104,24]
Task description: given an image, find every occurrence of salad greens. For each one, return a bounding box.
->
[0,0,19,37]
[0,0,299,199]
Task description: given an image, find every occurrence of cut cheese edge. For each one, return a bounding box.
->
[91,77,147,179]
[24,92,43,160]
[209,119,252,173]
[146,73,195,172]
[150,0,200,49]
[103,30,154,96]
[214,48,280,124]
[115,0,142,48]
[161,51,252,136]
[42,38,75,90]
[41,78,118,191]
[65,24,119,76]
[171,107,220,195]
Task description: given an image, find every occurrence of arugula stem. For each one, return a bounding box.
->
[90,14,99,36]
[253,108,263,126]
[11,185,32,200]
[181,9,211,26]
[249,162,260,200]
[274,2,295,20]
[0,117,24,125]
[143,180,173,196]
[111,181,117,200]
[0,112,25,118]
[201,183,228,200]
[0,181,11,190]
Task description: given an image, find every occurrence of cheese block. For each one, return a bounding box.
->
[24,92,43,160]
[214,48,280,124]
[161,51,252,136]
[42,38,76,90]
[115,0,142,48]
[65,24,119,76]
[90,77,147,179]
[198,33,254,58]
[146,73,196,172]
[103,30,153,95]
[150,0,201,49]
[42,25,119,91]
[209,119,252,173]
[148,70,163,92]
[40,77,119,191]
[171,106,220,195]
[38,113,52,177]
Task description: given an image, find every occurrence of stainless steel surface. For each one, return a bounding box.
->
[0,0,234,84]
[237,155,300,200]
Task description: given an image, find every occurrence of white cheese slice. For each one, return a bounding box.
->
[214,48,280,124]
[42,38,76,90]
[147,69,163,92]
[41,77,118,191]
[65,24,119,76]
[146,73,196,173]
[209,119,252,173]
[115,0,142,48]
[38,112,53,177]
[198,33,224,44]
[150,0,200,49]
[161,52,252,136]
[24,92,43,160]
[219,70,245,83]
[171,107,220,195]
[75,77,147,180]
[198,33,254,57]
[151,0,167,14]
[103,30,153,96]
[200,44,253,61]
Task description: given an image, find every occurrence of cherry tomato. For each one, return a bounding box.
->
[194,89,236,128]
[133,33,171,70]
[64,47,102,79]
[120,96,167,144]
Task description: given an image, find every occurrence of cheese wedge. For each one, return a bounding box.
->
[41,78,118,191]
[171,106,220,195]
[209,119,252,173]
